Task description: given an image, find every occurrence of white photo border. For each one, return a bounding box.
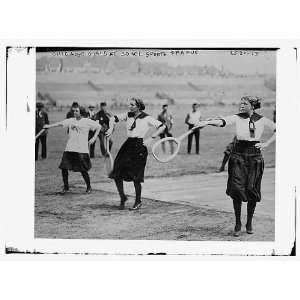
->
[1,40,297,257]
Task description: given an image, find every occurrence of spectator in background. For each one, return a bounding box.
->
[35,102,49,161]
[87,104,97,158]
[95,102,112,157]
[66,101,79,119]
[185,102,202,154]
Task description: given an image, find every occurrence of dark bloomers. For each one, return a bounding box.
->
[226,141,264,203]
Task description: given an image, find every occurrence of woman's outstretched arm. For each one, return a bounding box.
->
[43,122,64,129]
[196,118,225,128]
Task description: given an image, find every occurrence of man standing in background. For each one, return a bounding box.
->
[35,102,49,161]
[95,102,112,157]
[185,102,202,155]
[157,103,174,153]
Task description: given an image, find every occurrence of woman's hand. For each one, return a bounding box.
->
[255,142,269,150]
[43,124,50,129]
[105,128,113,137]
[143,137,154,147]
[195,120,209,128]
[88,137,96,146]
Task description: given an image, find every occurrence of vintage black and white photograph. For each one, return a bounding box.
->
[33,47,277,242]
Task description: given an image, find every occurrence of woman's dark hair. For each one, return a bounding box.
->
[71,101,79,108]
[241,96,262,110]
[131,97,145,111]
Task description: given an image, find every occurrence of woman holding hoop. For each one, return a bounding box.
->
[106,97,166,210]
[197,96,276,236]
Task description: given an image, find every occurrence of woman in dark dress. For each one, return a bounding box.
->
[106,97,166,210]
[197,96,276,236]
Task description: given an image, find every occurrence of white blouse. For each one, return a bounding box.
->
[223,114,276,141]
[115,112,162,138]
[59,118,101,153]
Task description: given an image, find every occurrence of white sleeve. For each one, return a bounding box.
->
[59,119,72,128]
[263,117,276,131]
[147,116,163,128]
[88,119,101,131]
[223,115,237,126]
[114,112,127,122]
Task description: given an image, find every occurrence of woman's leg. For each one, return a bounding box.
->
[232,198,242,235]
[61,169,69,193]
[114,179,127,209]
[187,131,193,154]
[99,132,106,156]
[81,171,91,192]
[130,181,142,210]
[245,154,263,233]
[246,201,256,234]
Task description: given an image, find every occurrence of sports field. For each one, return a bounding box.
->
[35,100,275,241]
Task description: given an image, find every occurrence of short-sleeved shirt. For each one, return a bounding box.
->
[223,113,276,141]
[115,112,162,138]
[59,118,101,153]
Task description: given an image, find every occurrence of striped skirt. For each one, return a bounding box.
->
[226,141,264,202]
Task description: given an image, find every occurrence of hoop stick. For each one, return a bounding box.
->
[35,129,46,139]
[104,136,114,176]
[152,122,206,163]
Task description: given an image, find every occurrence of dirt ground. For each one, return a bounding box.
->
[35,183,274,241]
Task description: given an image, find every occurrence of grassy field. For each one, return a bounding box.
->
[36,104,275,180]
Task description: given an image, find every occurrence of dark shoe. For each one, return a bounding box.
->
[233,223,242,237]
[119,196,128,210]
[129,202,142,211]
[59,188,69,195]
[86,187,92,194]
[246,224,254,234]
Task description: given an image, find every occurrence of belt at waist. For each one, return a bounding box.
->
[233,140,261,154]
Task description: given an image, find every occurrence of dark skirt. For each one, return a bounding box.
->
[59,151,92,172]
[109,138,148,182]
[226,141,264,203]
